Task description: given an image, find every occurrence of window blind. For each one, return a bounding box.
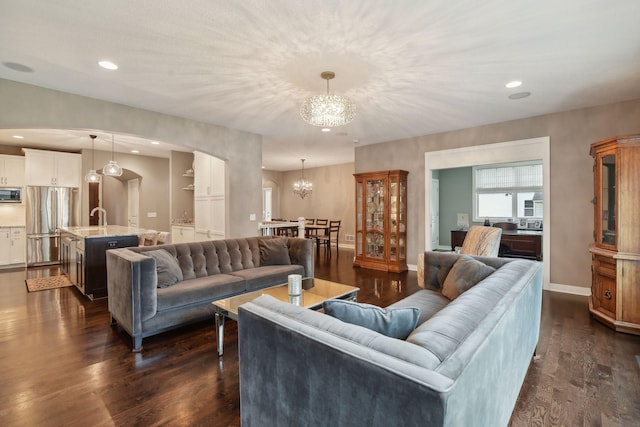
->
[475,164,542,189]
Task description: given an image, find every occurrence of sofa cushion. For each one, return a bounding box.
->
[259,237,291,266]
[156,274,245,311]
[441,255,495,300]
[230,265,303,291]
[387,289,450,326]
[323,299,421,340]
[144,249,183,288]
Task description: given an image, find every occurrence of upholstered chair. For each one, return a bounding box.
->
[460,226,502,257]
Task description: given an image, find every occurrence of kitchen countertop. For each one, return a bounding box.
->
[61,225,152,239]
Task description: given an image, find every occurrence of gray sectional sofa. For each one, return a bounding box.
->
[238,251,543,427]
[106,236,313,351]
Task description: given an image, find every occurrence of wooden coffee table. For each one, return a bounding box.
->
[211,277,359,356]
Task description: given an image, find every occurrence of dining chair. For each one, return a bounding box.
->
[317,220,341,256]
[315,219,328,226]
[305,218,315,225]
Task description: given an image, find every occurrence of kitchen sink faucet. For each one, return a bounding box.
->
[90,207,108,226]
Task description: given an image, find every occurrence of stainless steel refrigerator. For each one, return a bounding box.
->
[26,186,80,266]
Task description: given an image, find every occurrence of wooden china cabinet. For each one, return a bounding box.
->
[589,134,640,335]
[353,170,408,272]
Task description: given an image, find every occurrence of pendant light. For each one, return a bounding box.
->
[300,71,356,128]
[84,134,102,183]
[293,159,313,199]
[103,133,123,177]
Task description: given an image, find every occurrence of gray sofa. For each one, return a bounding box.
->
[106,236,313,351]
[238,251,543,427]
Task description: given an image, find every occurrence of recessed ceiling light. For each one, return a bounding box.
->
[12,135,24,139]
[353,139,359,144]
[131,150,139,154]
[321,128,331,132]
[3,62,34,73]
[98,60,118,70]
[151,141,160,145]
[508,92,531,100]
[505,80,522,89]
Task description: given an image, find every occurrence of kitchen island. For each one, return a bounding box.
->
[60,226,149,300]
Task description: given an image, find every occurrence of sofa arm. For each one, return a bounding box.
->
[106,248,157,345]
[287,237,314,278]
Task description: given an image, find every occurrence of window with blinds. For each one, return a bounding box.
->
[473,161,543,222]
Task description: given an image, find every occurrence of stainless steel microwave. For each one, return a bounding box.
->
[0,188,22,203]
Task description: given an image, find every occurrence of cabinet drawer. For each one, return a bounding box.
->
[592,255,616,317]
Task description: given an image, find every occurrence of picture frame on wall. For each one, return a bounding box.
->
[519,218,527,228]
[534,220,542,229]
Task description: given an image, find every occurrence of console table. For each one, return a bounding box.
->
[451,229,543,261]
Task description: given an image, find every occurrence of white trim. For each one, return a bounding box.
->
[407,263,417,272]
[425,137,551,289]
[547,282,591,296]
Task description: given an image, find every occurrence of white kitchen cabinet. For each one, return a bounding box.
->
[171,225,196,243]
[0,227,26,267]
[0,155,25,187]
[194,151,226,240]
[10,227,26,264]
[194,197,225,241]
[24,149,82,187]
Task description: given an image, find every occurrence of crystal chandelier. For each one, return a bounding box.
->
[300,71,356,128]
[293,159,313,199]
[103,133,123,177]
[84,134,102,183]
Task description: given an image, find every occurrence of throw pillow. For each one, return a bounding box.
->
[259,237,291,266]
[145,249,183,288]
[322,299,420,340]
[441,255,496,300]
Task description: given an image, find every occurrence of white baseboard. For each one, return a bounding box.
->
[546,282,591,296]
[408,263,417,271]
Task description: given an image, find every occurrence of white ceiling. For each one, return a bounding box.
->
[1,0,639,170]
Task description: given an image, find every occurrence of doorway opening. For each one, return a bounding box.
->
[424,136,550,288]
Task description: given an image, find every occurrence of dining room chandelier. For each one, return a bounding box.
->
[300,71,356,128]
[293,159,313,199]
[84,134,102,183]
[102,133,123,177]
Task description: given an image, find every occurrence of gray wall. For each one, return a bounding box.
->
[265,162,355,245]
[355,97,640,289]
[0,79,262,238]
[438,167,472,248]
[82,147,170,230]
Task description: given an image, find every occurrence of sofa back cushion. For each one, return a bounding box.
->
[129,236,309,282]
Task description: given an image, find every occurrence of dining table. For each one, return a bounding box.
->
[258,221,330,252]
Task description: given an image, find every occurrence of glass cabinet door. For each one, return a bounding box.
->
[598,152,616,248]
[365,179,385,258]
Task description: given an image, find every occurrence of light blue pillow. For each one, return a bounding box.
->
[322,299,420,340]
[145,249,183,288]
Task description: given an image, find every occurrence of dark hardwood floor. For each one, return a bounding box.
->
[1,249,639,426]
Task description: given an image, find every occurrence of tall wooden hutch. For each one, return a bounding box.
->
[353,170,408,272]
[589,134,640,335]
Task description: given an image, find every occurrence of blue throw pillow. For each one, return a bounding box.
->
[322,299,420,340]
[145,249,183,288]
